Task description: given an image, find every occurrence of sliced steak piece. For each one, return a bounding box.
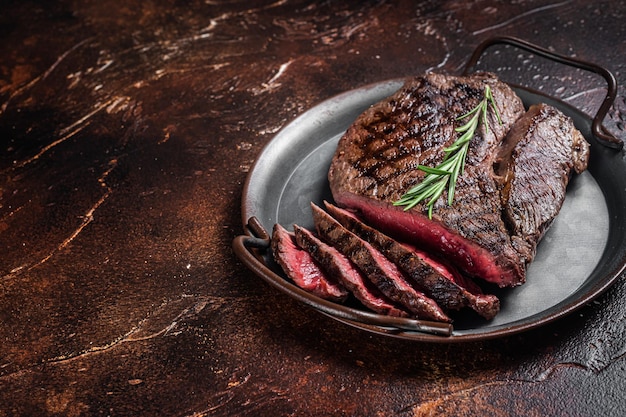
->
[271,224,348,302]
[311,203,451,322]
[403,244,500,320]
[328,72,579,287]
[293,225,409,317]
[494,103,590,260]
[324,201,500,320]
[403,243,483,296]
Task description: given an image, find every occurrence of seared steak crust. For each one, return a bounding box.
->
[329,73,523,203]
[495,103,590,261]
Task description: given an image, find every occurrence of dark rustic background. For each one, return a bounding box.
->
[1,1,625,415]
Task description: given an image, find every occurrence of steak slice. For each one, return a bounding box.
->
[271,224,348,302]
[494,103,590,260]
[324,201,500,320]
[311,203,451,322]
[329,72,585,287]
[293,225,409,317]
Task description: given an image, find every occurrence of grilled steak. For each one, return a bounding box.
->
[311,203,451,322]
[494,103,590,261]
[323,201,500,319]
[271,224,348,302]
[293,225,409,317]
[328,72,588,287]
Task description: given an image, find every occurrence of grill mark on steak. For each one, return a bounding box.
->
[271,224,349,302]
[329,72,531,287]
[324,201,500,320]
[348,76,500,191]
[293,225,409,318]
[311,203,451,322]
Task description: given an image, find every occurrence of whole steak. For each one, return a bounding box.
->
[328,72,589,287]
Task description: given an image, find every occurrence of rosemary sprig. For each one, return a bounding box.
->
[393,85,502,218]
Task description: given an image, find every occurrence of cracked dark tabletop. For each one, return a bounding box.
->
[1,1,626,416]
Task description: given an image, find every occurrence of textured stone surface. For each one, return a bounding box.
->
[1,1,625,415]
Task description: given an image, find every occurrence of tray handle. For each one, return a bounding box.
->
[232,217,453,337]
[463,36,622,150]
